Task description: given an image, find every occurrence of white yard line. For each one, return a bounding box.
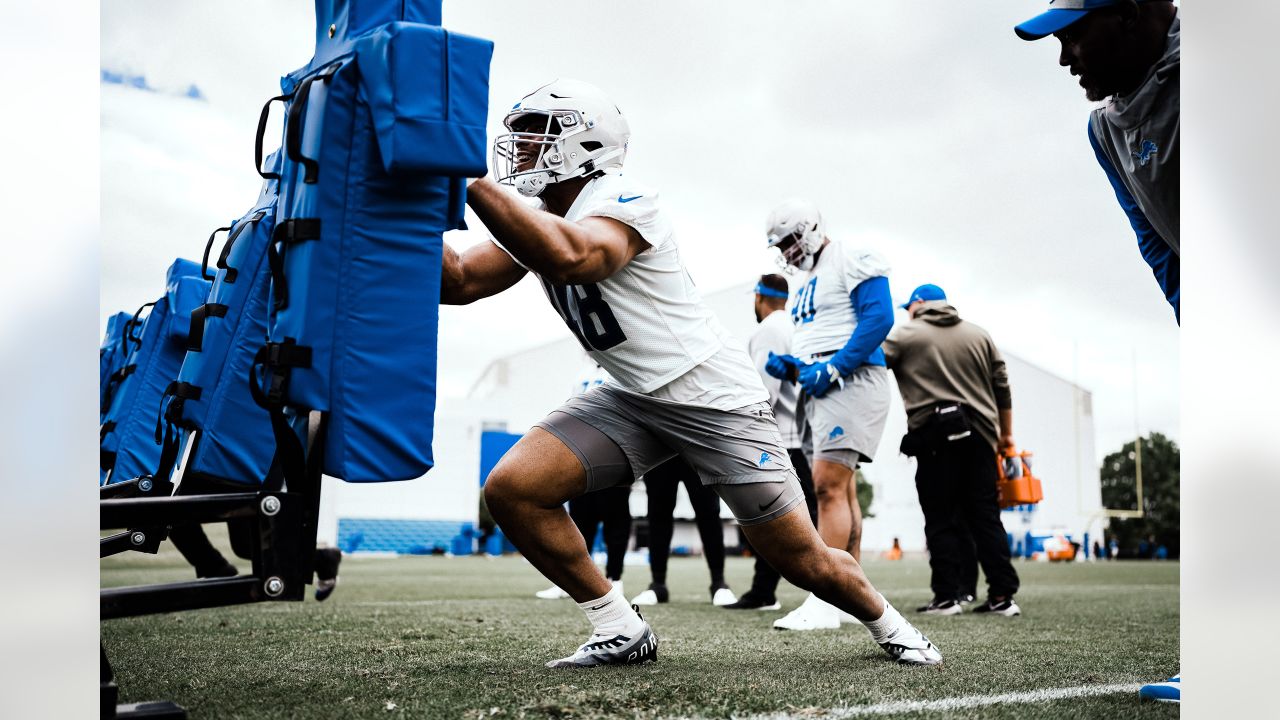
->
[673,683,1144,719]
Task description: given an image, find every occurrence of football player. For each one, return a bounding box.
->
[763,199,895,631]
[442,79,939,668]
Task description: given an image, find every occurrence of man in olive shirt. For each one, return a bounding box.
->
[883,284,1020,617]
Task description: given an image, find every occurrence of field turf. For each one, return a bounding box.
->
[102,536,1178,719]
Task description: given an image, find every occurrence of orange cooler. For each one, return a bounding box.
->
[996,450,1043,509]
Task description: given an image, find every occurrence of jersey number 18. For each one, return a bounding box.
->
[543,280,628,351]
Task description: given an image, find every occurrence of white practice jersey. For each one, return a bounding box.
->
[789,237,891,358]
[748,310,800,448]
[513,172,767,408]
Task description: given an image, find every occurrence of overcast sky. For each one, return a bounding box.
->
[100,0,1179,461]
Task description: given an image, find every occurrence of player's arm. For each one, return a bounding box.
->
[797,276,894,397]
[441,239,528,305]
[465,178,649,284]
[1088,123,1180,323]
[828,275,895,376]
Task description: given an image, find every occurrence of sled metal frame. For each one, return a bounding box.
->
[99,415,327,719]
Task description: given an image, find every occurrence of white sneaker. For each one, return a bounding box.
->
[535,585,569,600]
[772,594,840,630]
[878,621,943,666]
[711,587,738,606]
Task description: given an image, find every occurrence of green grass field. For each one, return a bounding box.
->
[102,535,1178,719]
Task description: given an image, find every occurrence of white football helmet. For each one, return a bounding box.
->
[766,199,826,273]
[493,79,631,198]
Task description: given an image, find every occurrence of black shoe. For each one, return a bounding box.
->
[315,548,342,601]
[722,591,782,611]
[970,597,1021,616]
[914,598,962,616]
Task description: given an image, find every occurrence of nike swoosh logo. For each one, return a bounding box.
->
[589,601,612,611]
[617,195,643,203]
[758,489,786,512]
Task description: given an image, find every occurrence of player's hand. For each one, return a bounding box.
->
[798,361,842,398]
[765,352,801,382]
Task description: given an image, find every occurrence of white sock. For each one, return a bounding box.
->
[578,585,644,637]
[862,593,907,644]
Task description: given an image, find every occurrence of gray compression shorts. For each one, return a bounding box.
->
[534,386,804,526]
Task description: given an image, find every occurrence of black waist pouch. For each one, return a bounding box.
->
[900,402,973,457]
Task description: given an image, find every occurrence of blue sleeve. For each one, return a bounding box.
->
[1089,122,1180,323]
[830,275,894,375]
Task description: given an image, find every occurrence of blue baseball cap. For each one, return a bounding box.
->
[901,284,946,310]
[1014,0,1123,41]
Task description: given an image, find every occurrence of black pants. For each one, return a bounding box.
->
[643,456,725,588]
[914,434,1019,600]
[169,521,339,581]
[742,448,817,598]
[569,486,632,581]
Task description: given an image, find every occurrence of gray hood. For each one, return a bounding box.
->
[915,301,961,327]
[1106,13,1179,129]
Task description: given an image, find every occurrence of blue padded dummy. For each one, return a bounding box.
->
[252,0,493,482]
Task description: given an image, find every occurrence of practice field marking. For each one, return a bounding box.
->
[673,683,1144,719]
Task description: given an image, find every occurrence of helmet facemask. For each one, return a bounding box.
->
[768,223,823,274]
[493,80,631,198]
[493,108,625,198]
[494,111,564,198]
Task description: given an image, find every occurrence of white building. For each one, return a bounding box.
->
[319,281,1104,556]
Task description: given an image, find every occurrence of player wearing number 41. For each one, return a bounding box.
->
[763,199,896,631]
[441,78,940,669]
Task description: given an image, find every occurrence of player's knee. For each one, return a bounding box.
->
[485,462,572,512]
[814,477,848,502]
[482,472,514,512]
[483,462,536,510]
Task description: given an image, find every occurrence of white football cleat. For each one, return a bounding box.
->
[877,621,943,666]
[711,587,738,606]
[772,594,840,631]
[535,585,569,600]
[546,613,659,669]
